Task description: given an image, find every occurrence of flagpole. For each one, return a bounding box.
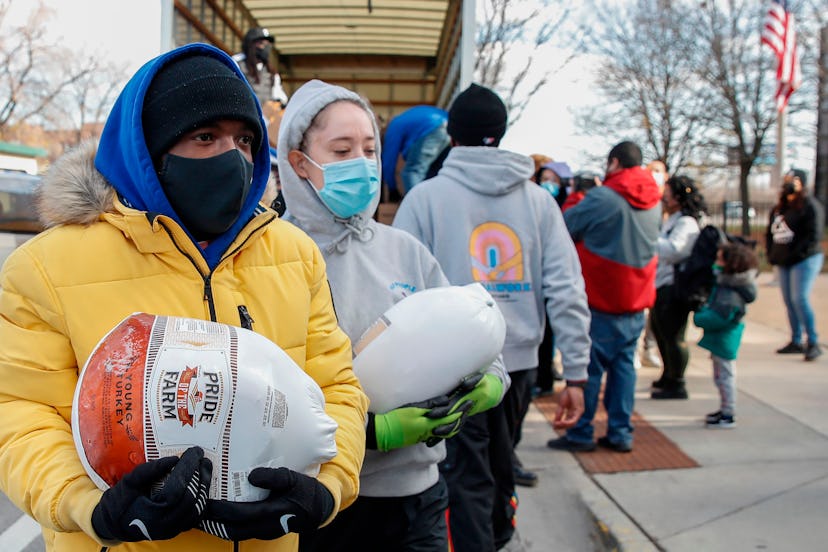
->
[775,107,786,188]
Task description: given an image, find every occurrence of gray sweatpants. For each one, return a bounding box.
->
[712,354,736,416]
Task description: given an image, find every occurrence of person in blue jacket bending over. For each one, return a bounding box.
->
[381,105,450,199]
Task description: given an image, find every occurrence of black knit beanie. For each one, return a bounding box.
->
[786,168,808,185]
[447,83,508,147]
[142,53,263,164]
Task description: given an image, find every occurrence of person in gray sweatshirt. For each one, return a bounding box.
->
[277,79,510,551]
[393,83,591,551]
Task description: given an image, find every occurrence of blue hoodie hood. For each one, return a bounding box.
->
[94,43,271,270]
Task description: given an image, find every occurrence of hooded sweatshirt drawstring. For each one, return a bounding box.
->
[326,214,376,254]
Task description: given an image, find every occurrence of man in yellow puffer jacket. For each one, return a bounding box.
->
[0,43,367,551]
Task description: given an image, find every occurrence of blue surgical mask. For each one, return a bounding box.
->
[541,181,559,198]
[304,154,379,218]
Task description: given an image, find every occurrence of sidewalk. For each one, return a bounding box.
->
[514,270,828,551]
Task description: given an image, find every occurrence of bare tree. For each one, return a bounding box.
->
[53,54,128,144]
[0,1,124,145]
[690,0,822,235]
[475,0,573,127]
[575,0,821,236]
[808,0,828,218]
[574,0,714,172]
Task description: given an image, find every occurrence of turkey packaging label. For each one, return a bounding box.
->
[353,283,506,413]
[73,313,338,502]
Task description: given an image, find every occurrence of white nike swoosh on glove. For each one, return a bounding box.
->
[280,513,295,534]
[129,518,152,540]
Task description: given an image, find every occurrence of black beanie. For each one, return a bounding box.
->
[447,83,508,147]
[786,168,808,185]
[142,53,263,164]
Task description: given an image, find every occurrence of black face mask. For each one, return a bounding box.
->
[159,149,254,241]
[255,45,270,65]
[782,182,796,196]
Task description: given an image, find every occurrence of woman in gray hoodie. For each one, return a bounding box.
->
[277,79,509,551]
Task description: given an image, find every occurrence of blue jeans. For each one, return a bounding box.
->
[567,309,644,447]
[401,125,450,193]
[777,253,824,345]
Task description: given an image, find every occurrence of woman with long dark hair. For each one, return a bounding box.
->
[650,175,708,399]
[766,169,825,361]
[232,27,289,108]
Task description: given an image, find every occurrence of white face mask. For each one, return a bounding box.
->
[652,172,665,187]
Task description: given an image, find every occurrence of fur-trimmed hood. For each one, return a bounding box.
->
[37,140,115,228]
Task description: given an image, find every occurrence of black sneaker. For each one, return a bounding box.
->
[597,436,632,453]
[805,342,823,361]
[705,410,723,424]
[546,436,596,452]
[651,377,666,389]
[705,412,736,428]
[514,466,539,487]
[776,341,805,354]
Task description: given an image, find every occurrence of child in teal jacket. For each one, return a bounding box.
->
[693,242,758,428]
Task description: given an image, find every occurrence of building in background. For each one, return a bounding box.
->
[0,142,46,175]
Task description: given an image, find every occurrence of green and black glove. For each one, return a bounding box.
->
[199,467,333,541]
[367,394,472,452]
[91,446,212,543]
[446,373,504,417]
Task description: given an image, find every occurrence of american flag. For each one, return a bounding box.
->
[761,0,801,112]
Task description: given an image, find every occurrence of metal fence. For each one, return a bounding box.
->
[706,199,776,238]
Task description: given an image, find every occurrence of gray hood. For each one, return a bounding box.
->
[277,79,382,253]
[438,146,534,196]
[717,269,759,303]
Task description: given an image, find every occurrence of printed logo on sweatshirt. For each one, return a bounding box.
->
[771,215,794,244]
[469,222,529,294]
[388,282,417,301]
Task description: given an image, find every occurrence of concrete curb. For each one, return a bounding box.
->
[578,475,658,552]
[551,453,659,552]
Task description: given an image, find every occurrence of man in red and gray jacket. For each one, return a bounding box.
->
[547,141,661,453]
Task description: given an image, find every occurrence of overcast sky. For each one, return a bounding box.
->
[498,48,609,170]
[7,0,162,73]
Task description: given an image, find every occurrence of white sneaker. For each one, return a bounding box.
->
[641,348,662,368]
[633,350,642,370]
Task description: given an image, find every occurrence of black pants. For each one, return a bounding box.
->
[504,368,538,456]
[651,285,692,389]
[440,403,515,552]
[535,321,556,391]
[299,478,449,552]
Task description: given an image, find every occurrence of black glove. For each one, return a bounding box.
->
[91,446,212,542]
[199,467,334,541]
